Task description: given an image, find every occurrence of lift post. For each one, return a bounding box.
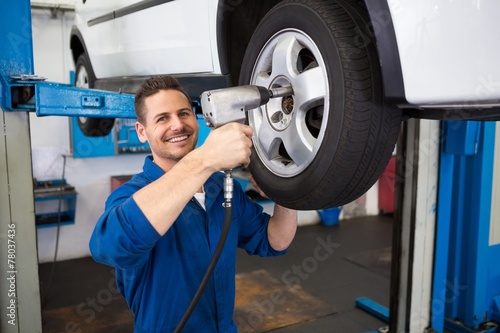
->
[358,118,500,333]
[1,1,135,332]
[1,1,42,332]
[390,119,441,332]
[433,120,500,333]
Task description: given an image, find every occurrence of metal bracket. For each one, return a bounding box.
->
[1,74,135,118]
[36,81,135,118]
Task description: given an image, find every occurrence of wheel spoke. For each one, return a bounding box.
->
[271,35,302,78]
[253,71,272,88]
[280,118,315,167]
[293,66,327,111]
[254,113,281,161]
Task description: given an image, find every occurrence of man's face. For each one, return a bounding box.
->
[136,89,199,169]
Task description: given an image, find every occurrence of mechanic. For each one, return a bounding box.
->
[89,75,298,332]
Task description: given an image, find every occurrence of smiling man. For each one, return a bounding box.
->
[89,75,298,333]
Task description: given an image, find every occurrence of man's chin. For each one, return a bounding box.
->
[163,147,194,162]
[152,141,196,161]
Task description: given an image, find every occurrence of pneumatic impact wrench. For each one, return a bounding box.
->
[200,85,294,207]
[173,84,293,332]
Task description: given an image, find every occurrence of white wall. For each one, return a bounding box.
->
[30,8,147,263]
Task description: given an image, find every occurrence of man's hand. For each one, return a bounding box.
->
[199,123,254,171]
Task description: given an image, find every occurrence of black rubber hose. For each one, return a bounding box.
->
[173,204,233,332]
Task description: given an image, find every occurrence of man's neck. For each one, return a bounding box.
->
[152,156,177,173]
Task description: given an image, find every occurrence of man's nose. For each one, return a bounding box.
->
[170,115,183,131]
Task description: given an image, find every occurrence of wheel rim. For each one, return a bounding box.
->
[249,29,329,178]
[75,64,89,125]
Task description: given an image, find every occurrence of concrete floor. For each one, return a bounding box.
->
[39,215,393,332]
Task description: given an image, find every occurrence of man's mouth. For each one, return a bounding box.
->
[166,135,189,143]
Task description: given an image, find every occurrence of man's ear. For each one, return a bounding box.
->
[135,121,148,144]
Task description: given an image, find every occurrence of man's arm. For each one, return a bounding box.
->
[133,123,253,236]
[248,175,298,251]
[267,205,298,251]
[131,153,215,236]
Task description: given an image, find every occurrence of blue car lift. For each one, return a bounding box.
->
[357,118,500,333]
[434,120,500,333]
[0,1,134,332]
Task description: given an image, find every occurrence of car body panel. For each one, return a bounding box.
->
[74,0,215,78]
[388,0,500,107]
[72,0,500,110]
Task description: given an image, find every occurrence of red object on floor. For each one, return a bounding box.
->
[111,175,133,191]
[378,156,396,214]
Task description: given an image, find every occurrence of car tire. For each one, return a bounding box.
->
[74,53,115,137]
[239,0,402,210]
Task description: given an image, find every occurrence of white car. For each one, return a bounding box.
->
[70,0,500,210]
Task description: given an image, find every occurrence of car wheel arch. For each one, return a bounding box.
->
[69,27,88,68]
[216,0,281,86]
[359,0,406,105]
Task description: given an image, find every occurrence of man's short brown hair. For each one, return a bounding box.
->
[134,75,192,124]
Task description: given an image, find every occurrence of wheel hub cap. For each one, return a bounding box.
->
[268,80,294,131]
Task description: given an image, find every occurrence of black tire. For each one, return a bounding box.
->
[239,0,402,210]
[74,53,115,137]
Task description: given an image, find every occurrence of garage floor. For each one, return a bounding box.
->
[39,215,393,333]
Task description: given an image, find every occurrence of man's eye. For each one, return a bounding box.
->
[157,116,166,122]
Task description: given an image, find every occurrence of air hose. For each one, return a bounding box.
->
[173,171,234,332]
